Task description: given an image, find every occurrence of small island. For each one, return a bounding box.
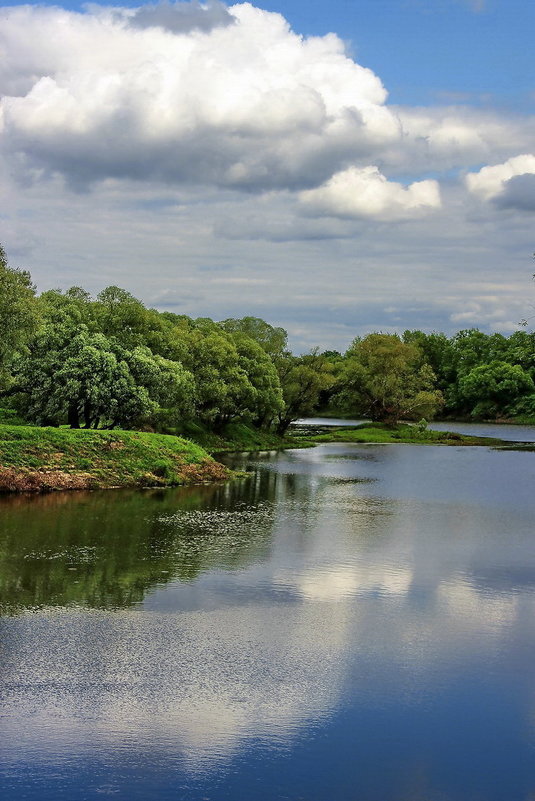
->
[294,421,508,447]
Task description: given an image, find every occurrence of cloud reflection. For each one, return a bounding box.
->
[1,445,535,778]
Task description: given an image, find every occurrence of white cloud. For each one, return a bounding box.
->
[2,3,530,196]
[0,2,401,191]
[449,296,526,332]
[393,107,535,173]
[1,2,535,347]
[465,153,535,201]
[299,165,441,220]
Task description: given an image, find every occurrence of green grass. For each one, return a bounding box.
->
[3,415,513,496]
[0,424,229,492]
[303,422,507,447]
[160,420,309,453]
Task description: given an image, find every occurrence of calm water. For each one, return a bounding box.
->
[1,442,535,800]
[296,416,535,442]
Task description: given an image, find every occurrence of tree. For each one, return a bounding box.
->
[122,346,195,428]
[14,323,195,429]
[458,360,534,419]
[94,286,153,349]
[219,317,288,358]
[0,245,39,389]
[275,350,335,434]
[339,333,443,424]
[501,330,535,374]
[231,335,284,427]
[179,329,255,429]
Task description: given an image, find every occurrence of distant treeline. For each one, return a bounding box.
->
[1,244,535,431]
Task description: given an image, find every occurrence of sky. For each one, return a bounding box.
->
[1,0,534,351]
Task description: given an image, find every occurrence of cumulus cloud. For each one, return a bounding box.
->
[465,154,535,203]
[299,165,441,221]
[1,2,531,198]
[0,2,402,191]
[1,1,535,341]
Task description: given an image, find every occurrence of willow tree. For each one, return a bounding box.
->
[339,333,443,424]
[275,350,335,434]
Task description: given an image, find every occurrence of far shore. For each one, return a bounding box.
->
[2,419,533,496]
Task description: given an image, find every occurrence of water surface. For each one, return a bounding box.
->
[1,443,535,800]
[297,415,535,442]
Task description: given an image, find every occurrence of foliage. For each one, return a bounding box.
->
[0,408,27,426]
[275,350,336,434]
[3,241,535,439]
[231,335,284,427]
[13,324,195,429]
[219,316,287,358]
[338,334,443,424]
[170,420,305,453]
[458,361,535,418]
[0,246,40,389]
[178,329,255,429]
[401,327,535,420]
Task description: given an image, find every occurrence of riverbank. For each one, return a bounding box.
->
[0,418,519,495]
[164,420,309,453]
[0,424,229,493]
[298,422,508,447]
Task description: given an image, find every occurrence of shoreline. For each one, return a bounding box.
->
[0,424,230,495]
[288,422,516,449]
[1,420,531,496]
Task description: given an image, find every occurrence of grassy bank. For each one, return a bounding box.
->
[0,424,229,493]
[162,420,308,453]
[301,422,507,447]
[0,415,516,495]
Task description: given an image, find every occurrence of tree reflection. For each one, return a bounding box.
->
[0,475,279,614]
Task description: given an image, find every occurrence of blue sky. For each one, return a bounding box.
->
[1,1,534,350]
[6,0,533,107]
[256,0,535,108]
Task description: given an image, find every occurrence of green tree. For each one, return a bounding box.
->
[0,246,39,389]
[501,330,535,374]
[231,335,284,427]
[14,321,195,429]
[276,351,335,434]
[339,333,443,424]
[94,286,153,349]
[219,317,288,358]
[179,329,255,429]
[458,360,534,419]
[122,345,195,429]
[15,328,144,428]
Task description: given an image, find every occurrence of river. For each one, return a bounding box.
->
[1,430,535,800]
[296,416,535,441]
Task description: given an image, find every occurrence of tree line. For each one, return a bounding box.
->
[1,245,535,433]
